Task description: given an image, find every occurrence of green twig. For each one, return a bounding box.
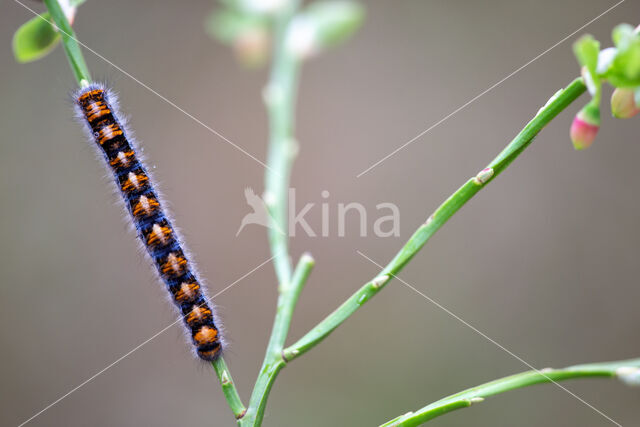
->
[263,0,303,286]
[240,2,305,425]
[241,254,315,426]
[283,77,587,361]
[211,356,246,419]
[380,357,640,426]
[42,0,91,85]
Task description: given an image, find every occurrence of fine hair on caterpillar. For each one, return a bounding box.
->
[73,83,223,361]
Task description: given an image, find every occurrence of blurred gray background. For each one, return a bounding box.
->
[2,0,640,426]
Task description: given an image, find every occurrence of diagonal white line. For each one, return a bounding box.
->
[12,0,274,174]
[356,0,626,178]
[17,255,275,427]
[356,250,622,426]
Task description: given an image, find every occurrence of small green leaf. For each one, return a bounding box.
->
[12,12,60,63]
[573,34,600,73]
[302,1,364,50]
[606,24,640,87]
[634,87,640,107]
[612,23,635,48]
[574,35,601,101]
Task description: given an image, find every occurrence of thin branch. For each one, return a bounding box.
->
[241,254,314,426]
[43,0,91,84]
[273,253,316,355]
[263,1,303,286]
[379,358,640,426]
[211,356,247,420]
[283,77,587,361]
[239,1,306,425]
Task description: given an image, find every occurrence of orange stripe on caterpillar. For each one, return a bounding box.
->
[109,150,136,170]
[161,252,188,278]
[185,305,213,328]
[121,171,149,193]
[173,281,201,304]
[145,223,174,249]
[132,194,160,218]
[83,100,111,122]
[193,325,219,346]
[96,123,123,145]
[77,89,104,103]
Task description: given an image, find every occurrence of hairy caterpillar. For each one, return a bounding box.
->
[74,84,222,361]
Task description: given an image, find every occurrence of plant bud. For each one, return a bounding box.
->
[570,105,600,150]
[233,27,270,68]
[286,1,364,59]
[611,88,640,118]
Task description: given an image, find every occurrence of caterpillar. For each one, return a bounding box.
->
[74,84,222,361]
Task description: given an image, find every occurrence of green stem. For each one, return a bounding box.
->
[241,254,315,426]
[239,2,305,426]
[379,357,640,426]
[211,356,246,420]
[283,77,587,361]
[263,1,303,286]
[42,0,91,85]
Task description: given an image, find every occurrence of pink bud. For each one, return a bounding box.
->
[570,107,600,150]
[611,88,640,119]
[233,28,270,68]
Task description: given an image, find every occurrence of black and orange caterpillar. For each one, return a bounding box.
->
[75,85,222,360]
